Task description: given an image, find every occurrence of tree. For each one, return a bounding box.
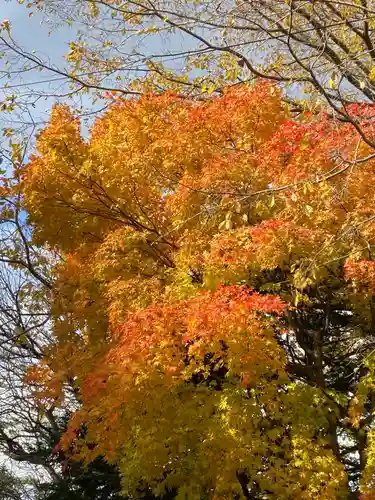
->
[36,443,124,500]
[0,145,59,483]
[5,0,375,129]
[0,141,125,497]
[20,84,375,498]
[0,464,29,500]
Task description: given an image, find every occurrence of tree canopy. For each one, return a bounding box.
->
[4,1,375,498]
[4,0,375,136]
[19,84,375,499]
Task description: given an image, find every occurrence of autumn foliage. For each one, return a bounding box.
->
[22,85,375,498]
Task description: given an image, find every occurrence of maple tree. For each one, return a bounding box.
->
[5,0,375,497]
[19,83,375,499]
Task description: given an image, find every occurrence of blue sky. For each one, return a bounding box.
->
[0,1,190,141]
[1,1,81,136]
[3,1,72,65]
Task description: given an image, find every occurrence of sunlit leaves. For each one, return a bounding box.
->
[21,84,375,498]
